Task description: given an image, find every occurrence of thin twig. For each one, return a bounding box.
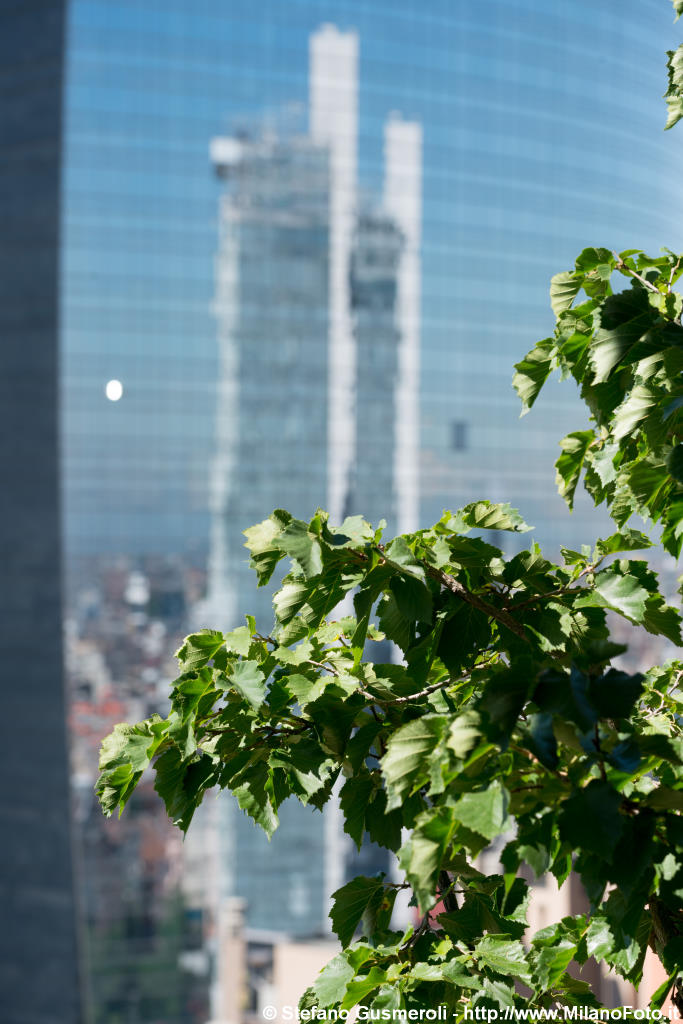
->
[373,654,498,707]
[425,565,527,640]
[306,659,339,677]
[614,254,661,295]
[667,256,682,294]
[512,563,596,612]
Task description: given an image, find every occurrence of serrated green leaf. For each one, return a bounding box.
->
[590,288,657,383]
[594,528,652,557]
[381,714,449,809]
[523,712,559,770]
[556,431,594,508]
[590,442,619,487]
[585,916,615,961]
[437,603,491,675]
[513,338,555,415]
[587,669,644,719]
[340,774,374,849]
[341,967,388,1011]
[232,761,278,837]
[175,629,224,671]
[383,536,425,579]
[530,939,576,992]
[558,780,623,860]
[398,806,457,911]
[667,444,683,483]
[377,592,411,652]
[285,672,327,707]
[612,384,660,441]
[313,954,356,1007]
[389,573,433,623]
[453,781,510,841]
[450,500,532,534]
[329,876,384,947]
[475,936,531,982]
[550,271,581,316]
[447,711,483,759]
[243,512,288,584]
[593,569,649,623]
[223,626,253,657]
[223,660,266,710]
[153,748,216,832]
[665,46,683,130]
[278,518,324,578]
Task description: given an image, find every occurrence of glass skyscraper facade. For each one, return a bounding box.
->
[3,1,683,1022]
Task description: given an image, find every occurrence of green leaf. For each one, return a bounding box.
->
[285,672,327,708]
[447,711,483,759]
[377,592,412,653]
[478,663,533,745]
[313,954,356,1007]
[593,569,649,623]
[381,715,449,809]
[389,574,433,623]
[329,876,384,947]
[383,536,425,579]
[175,629,224,671]
[341,968,389,1010]
[452,781,510,841]
[398,806,457,911]
[587,669,644,719]
[550,270,581,316]
[556,431,594,508]
[223,626,253,657]
[523,712,559,770]
[278,518,324,578]
[590,442,619,487]
[667,444,683,484]
[585,916,616,961]
[99,720,163,774]
[231,761,278,837]
[513,338,555,415]
[340,775,374,849]
[644,787,683,811]
[437,603,490,675]
[153,748,216,832]
[450,501,532,534]
[590,288,656,383]
[475,935,531,982]
[243,512,288,585]
[612,384,660,441]
[558,780,623,861]
[223,660,266,710]
[594,528,652,557]
[530,939,576,992]
[665,46,683,130]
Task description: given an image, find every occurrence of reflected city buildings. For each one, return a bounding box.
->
[206,22,421,954]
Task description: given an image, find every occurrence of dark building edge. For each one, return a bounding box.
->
[0,3,83,1022]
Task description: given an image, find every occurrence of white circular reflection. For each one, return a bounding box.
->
[105,379,123,401]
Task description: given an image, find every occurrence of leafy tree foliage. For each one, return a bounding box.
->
[98,6,683,1016]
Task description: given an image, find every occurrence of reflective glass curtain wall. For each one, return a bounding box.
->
[55,1,683,1020]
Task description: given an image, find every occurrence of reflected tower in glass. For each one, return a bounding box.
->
[207,25,422,938]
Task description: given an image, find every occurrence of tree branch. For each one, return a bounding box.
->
[614,254,661,295]
[373,654,498,707]
[425,564,527,640]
